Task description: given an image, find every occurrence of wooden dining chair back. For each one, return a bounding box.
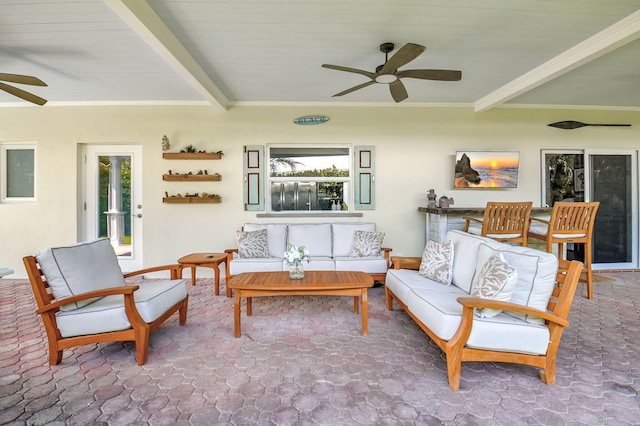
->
[528,201,600,299]
[463,201,533,246]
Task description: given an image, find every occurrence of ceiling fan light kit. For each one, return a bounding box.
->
[322,42,461,103]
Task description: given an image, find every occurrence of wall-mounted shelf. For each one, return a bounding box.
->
[163,152,222,160]
[163,174,222,182]
[163,197,222,204]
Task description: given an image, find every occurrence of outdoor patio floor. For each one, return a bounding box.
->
[1,272,639,425]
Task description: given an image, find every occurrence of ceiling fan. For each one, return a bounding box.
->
[0,73,47,105]
[322,42,461,103]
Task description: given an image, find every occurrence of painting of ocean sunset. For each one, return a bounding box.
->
[454,151,520,188]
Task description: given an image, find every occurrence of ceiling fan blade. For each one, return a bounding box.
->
[322,64,376,79]
[389,80,408,103]
[397,69,462,81]
[0,82,48,105]
[548,120,631,130]
[332,81,376,97]
[380,43,426,74]
[0,73,47,86]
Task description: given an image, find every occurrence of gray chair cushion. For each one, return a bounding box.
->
[36,238,126,311]
[56,279,187,338]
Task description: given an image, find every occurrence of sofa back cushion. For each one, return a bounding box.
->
[36,238,126,311]
[475,242,557,324]
[332,223,377,257]
[288,223,333,257]
[243,223,287,258]
[446,230,486,293]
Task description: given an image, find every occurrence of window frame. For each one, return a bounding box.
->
[1,142,37,203]
[266,144,352,213]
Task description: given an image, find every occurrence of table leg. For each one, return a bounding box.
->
[353,296,359,314]
[361,289,368,336]
[190,267,197,286]
[247,297,252,316]
[212,264,220,296]
[234,293,241,338]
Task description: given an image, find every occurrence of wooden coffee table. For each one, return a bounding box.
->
[177,252,228,296]
[228,271,374,338]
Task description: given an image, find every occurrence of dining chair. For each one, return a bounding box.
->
[528,201,600,299]
[463,201,533,246]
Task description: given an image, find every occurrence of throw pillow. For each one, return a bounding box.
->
[470,254,518,318]
[236,229,271,258]
[418,240,454,285]
[350,231,385,258]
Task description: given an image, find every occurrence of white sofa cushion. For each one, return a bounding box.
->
[446,230,487,293]
[243,223,288,258]
[332,223,376,257]
[36,238,126,311]
[386,269,462,308]
[408,283,550,355]
[229,257,285,275]
[334,256,388,274]
[287,223,333,257]
[56,279,186,338]
[476,243,557,324]
[419,240,454,285]
[305,257,336,271]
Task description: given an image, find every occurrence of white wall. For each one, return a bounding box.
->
[1,104,638,278]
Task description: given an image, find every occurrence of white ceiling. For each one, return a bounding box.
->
[1,0,640,111]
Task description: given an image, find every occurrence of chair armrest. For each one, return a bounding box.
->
[391,256,421,270]
[529,217,550,225]
[463,217,482,232]
[36,285,140,314]
[381,247,392,262]
[123,264,181,279]
[456,297,569,327]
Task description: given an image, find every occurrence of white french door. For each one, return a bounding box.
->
[83,145,143,271]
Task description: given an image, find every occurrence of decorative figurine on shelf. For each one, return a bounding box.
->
[162,135,170,151]
[438,195,454,208]
[427,189,437,208]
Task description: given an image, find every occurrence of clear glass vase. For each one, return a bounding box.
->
[289,262,304,279]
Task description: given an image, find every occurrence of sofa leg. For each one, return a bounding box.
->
[135,326,151,366]
[385,287,393,311]
[446,351,462,391]
[179,297,189,325]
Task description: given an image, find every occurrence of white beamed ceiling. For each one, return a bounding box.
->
[1,0,639,110]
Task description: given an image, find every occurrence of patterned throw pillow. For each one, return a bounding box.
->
[470,254,518,318]
[350,231,385,257]
[236,229,271,258]
[418,240,454,285]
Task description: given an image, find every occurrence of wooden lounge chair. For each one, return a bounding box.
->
[464,201,533,246]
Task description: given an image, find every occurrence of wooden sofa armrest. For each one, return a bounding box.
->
[123,264,181,280]
[391,256,421,270]
[456,297,569,327]
[36,285,140,314]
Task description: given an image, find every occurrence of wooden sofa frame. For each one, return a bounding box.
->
[23,256,189,366]
[386,257,583,390]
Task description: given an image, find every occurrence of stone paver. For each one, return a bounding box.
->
[0,274,639,424]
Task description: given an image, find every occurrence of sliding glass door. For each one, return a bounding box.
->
[541,149,638,269]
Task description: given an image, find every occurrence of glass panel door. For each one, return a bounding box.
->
[83,145,143,271]
[587,151,638,268]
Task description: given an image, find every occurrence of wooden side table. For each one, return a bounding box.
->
[177,253,228,296]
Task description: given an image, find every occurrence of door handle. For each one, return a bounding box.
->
[136,214,142,218]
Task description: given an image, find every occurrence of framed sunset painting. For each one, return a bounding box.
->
[454,151,520,188]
